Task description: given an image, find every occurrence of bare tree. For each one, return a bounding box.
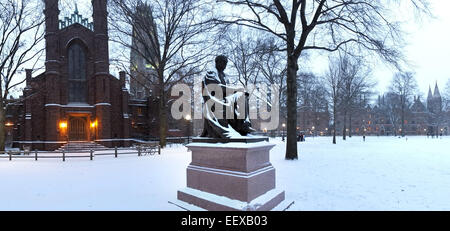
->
[297,72,327,136]
[389,72,418,136]
[222,28,261,87]
[382,92,402,136]
[213,0,430,159]
[297,72,315,109]
[109,0,213,147]
[444,79,450,112]
[309,82,328,133]
[256,38,287,135]
[352,93,369,136]
[443,79,450,134]
[0,0,45,151]
[338,55,375,140]
[324,56,345,144]
[297,72,314,130]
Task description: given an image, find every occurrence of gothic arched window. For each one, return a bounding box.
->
[68,43,87,103]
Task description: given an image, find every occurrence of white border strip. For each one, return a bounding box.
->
[188,164,274,179]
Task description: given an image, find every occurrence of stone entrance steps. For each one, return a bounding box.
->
[58,142,107,152]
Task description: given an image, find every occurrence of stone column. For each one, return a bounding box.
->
[24,70,33,142]
[92,0,111,143]
[92,0,109,74]
[120,71,130,146]
[44,0,61,150]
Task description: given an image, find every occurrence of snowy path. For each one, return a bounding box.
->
[0,136,449,210]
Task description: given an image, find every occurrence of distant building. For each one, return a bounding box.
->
[346,83,449,136]
[427,83,443,114]
[297,107,330,136]
[129,2,158,100]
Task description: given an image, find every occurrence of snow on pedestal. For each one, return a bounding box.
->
[177,141,285,211]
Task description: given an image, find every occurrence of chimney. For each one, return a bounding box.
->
[26,69,33,85]
[119,71,126,87]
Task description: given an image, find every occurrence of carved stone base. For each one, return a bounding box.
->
[177,187,285,211]
[177,142,285,211]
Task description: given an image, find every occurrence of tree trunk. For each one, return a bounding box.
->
[159,85,167,148]
[0,100,5,151]
[349,113,352,137]
[285,54,298,160]
[333,102,337,144]
[401,102,405,137]
[343,110,347,140]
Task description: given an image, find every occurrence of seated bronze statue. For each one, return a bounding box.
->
[200,55,255,139]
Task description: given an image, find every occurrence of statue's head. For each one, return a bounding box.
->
[215,55,228,72]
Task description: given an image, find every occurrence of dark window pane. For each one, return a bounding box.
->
[68,43,87,102]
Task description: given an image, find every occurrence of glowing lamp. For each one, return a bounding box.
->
[59,122,67,129]
[91,120,98,128]
[5,122,13,127]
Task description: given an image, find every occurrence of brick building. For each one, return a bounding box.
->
[6,0,131,150]
[335,84,449,137]
[5,1,187,150]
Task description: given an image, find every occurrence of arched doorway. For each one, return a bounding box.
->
[69,117,88,141]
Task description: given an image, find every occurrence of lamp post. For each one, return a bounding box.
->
[185,114,191,144]
[90,120,98,141]
[59,121,68,143]
[282,123,286,141]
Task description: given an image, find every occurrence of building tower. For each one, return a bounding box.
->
[433,82,442,113]
[427,85,434,113]
[92,0,112,140]
[129,2,158,99]
[44,0,62,142]
[427,83,443,114]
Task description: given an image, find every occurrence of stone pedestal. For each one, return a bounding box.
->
[177,142,285,211]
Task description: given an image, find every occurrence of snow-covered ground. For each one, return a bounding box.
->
[1,136,449,211]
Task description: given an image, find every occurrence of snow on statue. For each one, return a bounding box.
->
[200,55,255,139]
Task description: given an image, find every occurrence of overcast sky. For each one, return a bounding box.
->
[54,0,450,99]
[307,1,450,99]
[400,1,450,97]
[371,1,450,97]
